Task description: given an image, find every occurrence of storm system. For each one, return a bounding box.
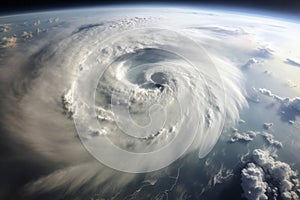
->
[0,5,300,200]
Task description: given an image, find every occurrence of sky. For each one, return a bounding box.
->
[1,0,300,14]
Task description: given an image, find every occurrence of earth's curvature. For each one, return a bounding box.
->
[0,5,300,200]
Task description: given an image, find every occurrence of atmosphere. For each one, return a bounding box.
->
[1,0,300,13]
[0,2,300,200]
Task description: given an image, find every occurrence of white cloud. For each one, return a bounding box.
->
[1,36,17,48]
[289,120,295,125]
[241,162,268,200]
[286,80,298,88]
[263,122,273,130]
[199,164,234,197]
[241,149,300,200]
[24,162,136,197]
[239,119,246,124]
[229,129,282,149]
[258,88,273,97]
[62,20,249,169]
[242,58,258,69]
[22,31,33,39]
[229,131,257,143]
[0,24,9,32]
[258,88,300,112]
[208,165,234,188]
[62,87,74,117]
[33,20,41,26]
[48,17,59,23]
[95,106,114,121]
[260,132,282,148]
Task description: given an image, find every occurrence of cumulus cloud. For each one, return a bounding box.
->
[241,162,268,200]
[1,36,17,48]
[258,88,300,122]
[0,24,10,32]
[22,31,33,39]
[258,87,300,111]
[242,58,258,69]
[229,131,257,143]
[62,87,75,117]
[33,20,41,26]
[260,132,282,148]
[48,17,60,23]
[229,129,282,149]
[263,122,273,130]
[241,149,300,200]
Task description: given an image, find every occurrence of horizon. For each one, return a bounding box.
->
[1,1,300,16]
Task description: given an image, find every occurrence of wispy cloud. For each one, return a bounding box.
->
[285,58,300,68]
[253,47,273,58]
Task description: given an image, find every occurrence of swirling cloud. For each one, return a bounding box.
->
[0,10,248,198]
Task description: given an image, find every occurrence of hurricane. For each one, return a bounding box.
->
[65,27,228,172]
[0,12,249,198]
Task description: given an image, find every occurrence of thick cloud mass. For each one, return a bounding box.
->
[68,28,231,172]
[57,20,247,172]
[241,149,300,200]
[0,7,253,198]
[241,162,268,200]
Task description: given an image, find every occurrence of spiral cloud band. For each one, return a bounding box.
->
[0,9,253,197]
[65,28,226,172]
